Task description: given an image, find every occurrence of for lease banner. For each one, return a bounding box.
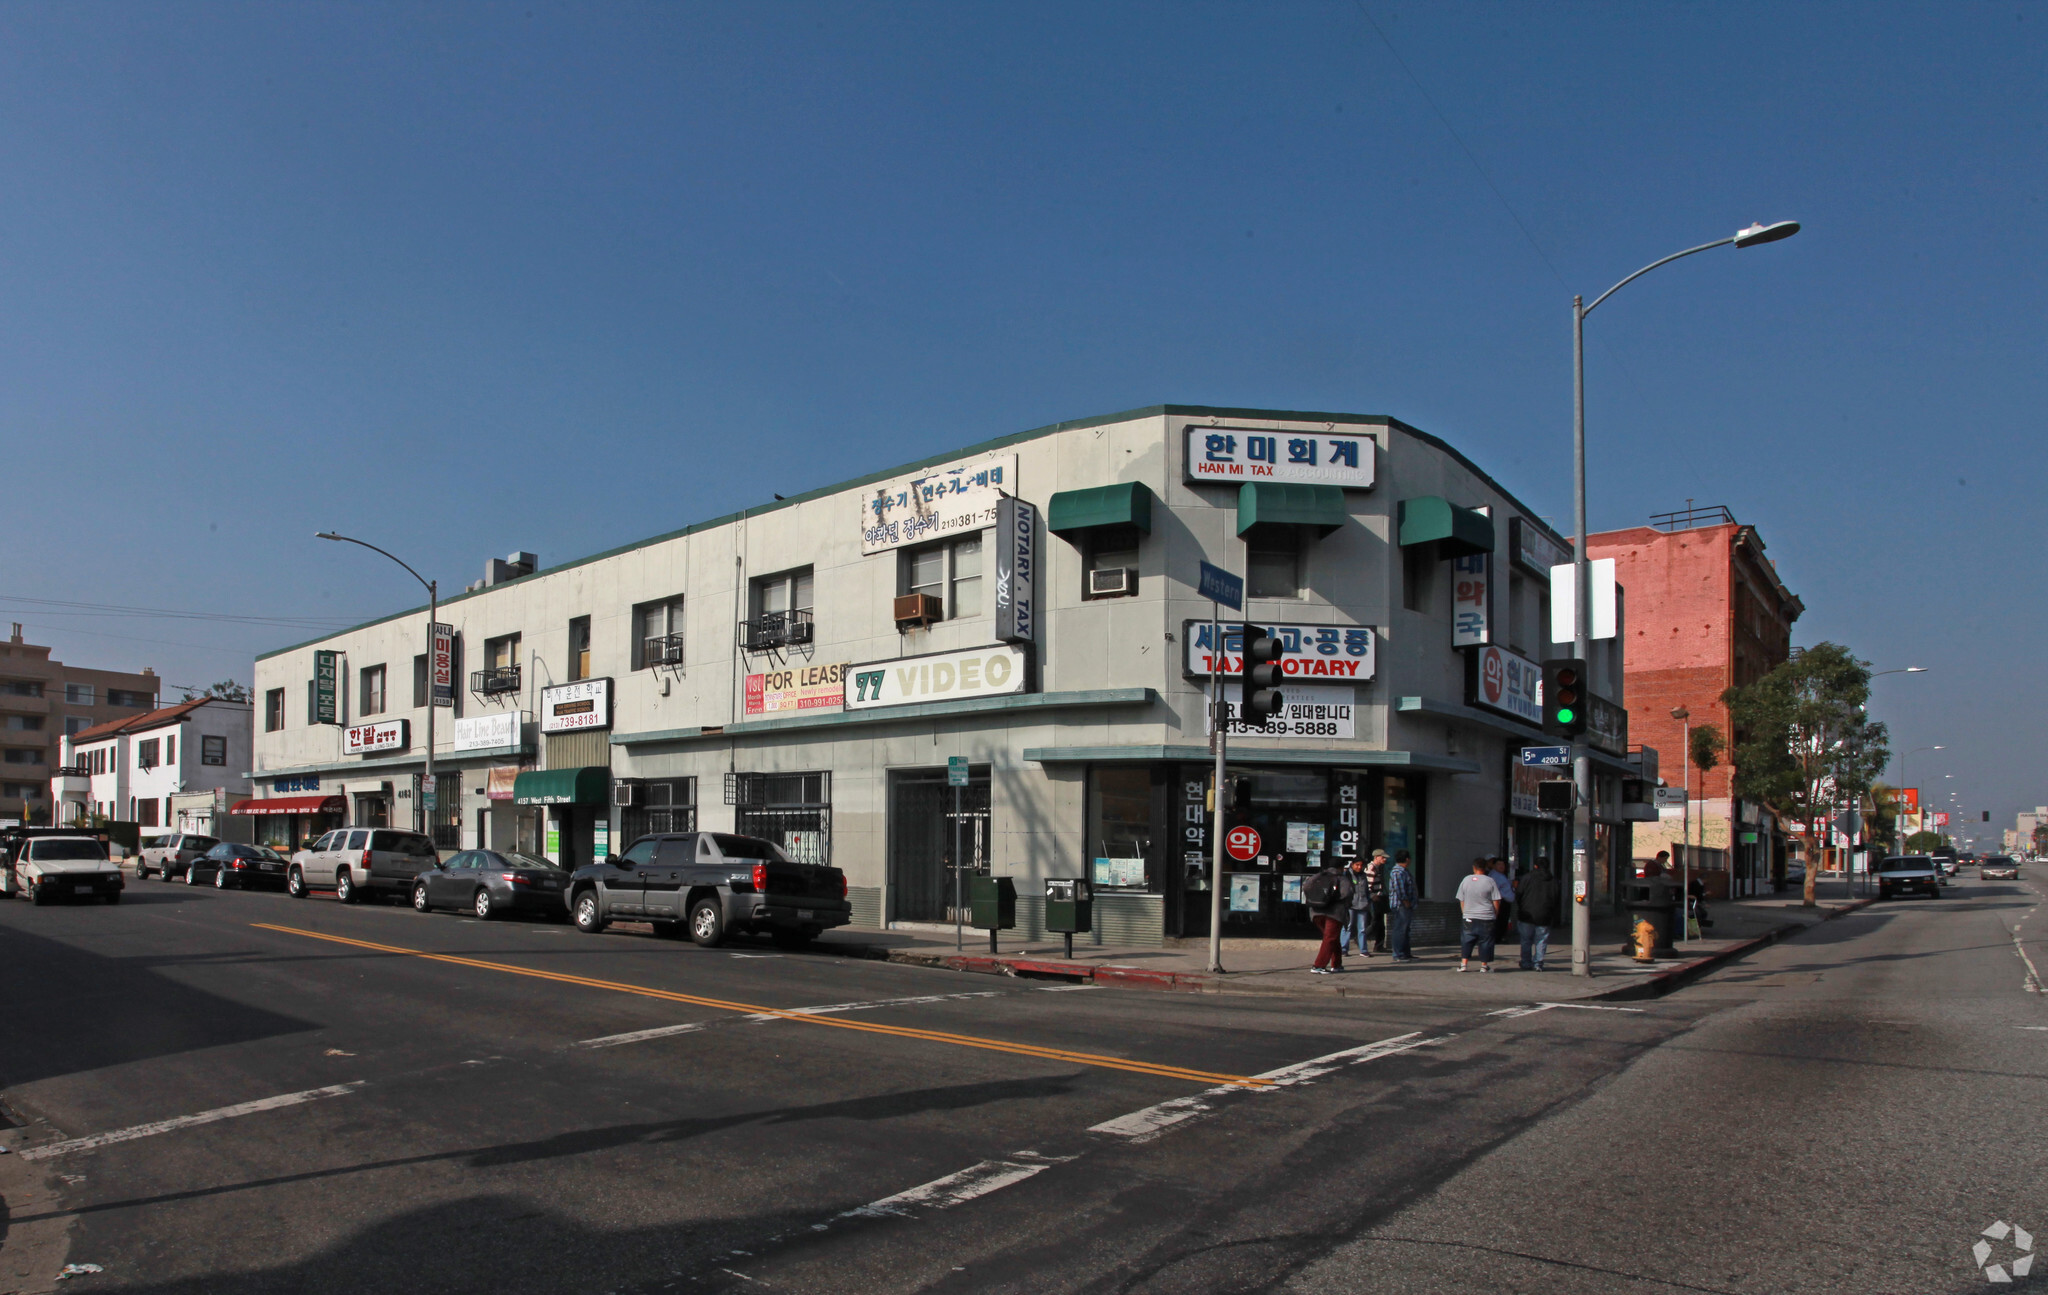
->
[745,663,848,717]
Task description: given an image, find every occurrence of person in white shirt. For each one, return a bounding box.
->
[1455,857,1504,972]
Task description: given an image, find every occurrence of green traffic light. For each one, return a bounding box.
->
[1556,707,1575,724]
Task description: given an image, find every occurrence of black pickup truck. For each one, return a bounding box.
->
[567,831,851,947]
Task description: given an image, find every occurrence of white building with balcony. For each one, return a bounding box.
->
[56,698,254,831]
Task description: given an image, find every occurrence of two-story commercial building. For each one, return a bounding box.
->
[251,405,1642,944]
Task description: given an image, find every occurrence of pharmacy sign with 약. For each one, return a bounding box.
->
[845,644,1030,711]
[1182,425,1376,489]
[860,453,1016,554]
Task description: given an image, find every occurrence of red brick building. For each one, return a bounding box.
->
[1587,507,1803,897]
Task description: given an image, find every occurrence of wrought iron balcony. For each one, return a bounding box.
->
[471,666,522,695]
[642,633,686,667]
[738,609,813,653]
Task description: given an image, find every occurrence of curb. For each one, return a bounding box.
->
[825,897,1879,1001]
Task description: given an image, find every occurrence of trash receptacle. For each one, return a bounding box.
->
[970,875,1016,952]
[1045,878,1092,957]
[1620,877,1680,957]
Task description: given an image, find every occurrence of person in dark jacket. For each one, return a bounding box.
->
[1308,862,1356,974]
[1516,860,1562,970]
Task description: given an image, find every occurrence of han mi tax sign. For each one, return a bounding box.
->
[1182,425,1375,489]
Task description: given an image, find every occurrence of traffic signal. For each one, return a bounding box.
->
[1537,779,1575,812]
[1543,657,1587,736]
[1240,624,1285,726]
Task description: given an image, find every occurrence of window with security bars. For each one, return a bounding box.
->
[619,778,697,842]
[726,772,831,864]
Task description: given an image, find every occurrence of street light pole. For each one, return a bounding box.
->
[317,533,438,840]
[1671,705,1691,944]
[1566,219,1800,978]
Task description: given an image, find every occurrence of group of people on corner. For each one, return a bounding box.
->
[1305,848,1561,975]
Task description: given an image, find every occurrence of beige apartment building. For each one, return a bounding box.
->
[0,623,161,823]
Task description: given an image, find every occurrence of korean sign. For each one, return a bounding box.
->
[860,453,1016,555]
[1469,645,1543,727]
[452,711,520,752]
[1181,621,1377,682]
[1509,515,1570,578]
[845,644,1030,711]
[993,496,1036,644]
[745,662,847,717]
[1452,552,1490,647]
[344,718,408,755]
[540,678,613,733]
[430,623,455,707]
[1182,425,1376,489]
[313,650,339,725]
[1206,684,1356,740]
[1586,692,1628,756]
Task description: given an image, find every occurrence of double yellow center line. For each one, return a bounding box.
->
[252,923,1268,1088]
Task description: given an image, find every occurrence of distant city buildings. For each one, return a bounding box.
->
[0,623,160,824]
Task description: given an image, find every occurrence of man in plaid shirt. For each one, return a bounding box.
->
[1387,849,1419,962]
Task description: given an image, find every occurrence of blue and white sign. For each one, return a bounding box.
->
[860,453,1016,554]
[1520,745,1571,768]
[1183,425,1376,489]
[1197,561,1243,611]
[1182,621,1376,681]
[1470,645,1544,727]
[273,775,321,793]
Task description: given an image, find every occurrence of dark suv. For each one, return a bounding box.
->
[567,832,851,947]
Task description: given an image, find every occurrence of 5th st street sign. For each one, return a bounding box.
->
[1520,745,1571,767]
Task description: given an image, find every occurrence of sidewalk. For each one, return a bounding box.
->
[813,883,1877,1003]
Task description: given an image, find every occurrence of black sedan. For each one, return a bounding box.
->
[193,842,294,890]
[1876,855,1944,901]
[411,849,569,920]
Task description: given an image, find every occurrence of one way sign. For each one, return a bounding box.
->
[1519,745,1571,768]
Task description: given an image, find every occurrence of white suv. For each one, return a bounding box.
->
[138,832,220,881]
[289,828,441,903]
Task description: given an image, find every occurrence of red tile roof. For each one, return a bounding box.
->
[68,697,217,744]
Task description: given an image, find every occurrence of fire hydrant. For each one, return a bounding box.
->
[1632,917,1658,962]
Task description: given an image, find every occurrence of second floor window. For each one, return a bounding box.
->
[901,535,982,620]
[65,683,95,705]
[265,688,285,732]
[569,616,592,681]
[202,735,227,766]
[487,634,521,672]
[135,739,159,770]
[750,568,814,621]
[1247,531,1303,600]
[635,596,685,669]
[360,665,387,716]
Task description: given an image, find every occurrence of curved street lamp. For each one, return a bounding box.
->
[316,533,440,839]
[1567,220,1801,975]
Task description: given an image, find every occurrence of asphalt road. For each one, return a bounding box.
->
[0,871,2039,1294]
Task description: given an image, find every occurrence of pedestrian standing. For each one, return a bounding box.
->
[1306,859,1355,975]
[1387,850,1418,961]
[1488,856,1515,949]
[1341,856,1373,958]
[1516,859,1560,970]
[1456,858,1502,972]
[1372,851,1398,951]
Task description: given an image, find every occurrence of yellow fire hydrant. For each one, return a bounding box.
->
[1632,916,1658,962]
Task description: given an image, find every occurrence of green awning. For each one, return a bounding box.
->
[1397,496,1494,558]
[512,766,610,806]
[1235,483,1348,539]
[1047,481,1154,536]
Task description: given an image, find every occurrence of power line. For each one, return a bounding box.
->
[0,594,361,631]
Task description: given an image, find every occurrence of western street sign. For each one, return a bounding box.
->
[1198,561,1243,611]
[1520,745,1571,767]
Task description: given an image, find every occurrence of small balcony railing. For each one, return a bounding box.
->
[738,609,814,653]
[471,666,522,695]
[642,633,686,667]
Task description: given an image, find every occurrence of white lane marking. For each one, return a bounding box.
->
[1089,1032,1448,1142]
[576,1022,709,1049]
[21,1083,363,1161]
[1037,984,1102,992]
[839,1151,1076,1220]
[1491,1001,1651,1017]
[2016,910,2044,995]
[2019,1026,2048,1032]
[743,991,1000,1022]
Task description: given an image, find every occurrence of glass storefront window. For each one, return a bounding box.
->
[1381,775,1419,859]
[1088,766,1155,891]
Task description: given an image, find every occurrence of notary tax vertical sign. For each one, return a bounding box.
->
[994,496,1036,644]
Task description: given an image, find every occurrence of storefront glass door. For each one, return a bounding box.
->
[889,768,989,923]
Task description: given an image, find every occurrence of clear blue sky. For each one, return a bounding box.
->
[1,3,2037,834]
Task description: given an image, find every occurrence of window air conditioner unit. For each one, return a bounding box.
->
[783,616,814,645]
[613,782,636,807]
[1088,567,1137,597]
[894,593,942,629]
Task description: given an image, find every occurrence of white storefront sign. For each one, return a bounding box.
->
[860,453,1016,554]
[452,711,521,752]
[1182,621,1376,682]
[540,678,613,733]
[1470,645,1544,727]
[344,719,408,755]
[1182,425,1376,489]
[1206,684,1356,739]
[845,645,1029,711]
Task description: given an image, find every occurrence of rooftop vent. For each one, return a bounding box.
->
[484,551,539,586]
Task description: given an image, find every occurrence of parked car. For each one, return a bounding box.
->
[411,849,570,920]
[1876,855,1944,901]
[1980,855,2022,880]
[138,832,220,881]
[191,841,292,890]
[287,828,441,903]
[566,831,851,947]
[6,835,124,905]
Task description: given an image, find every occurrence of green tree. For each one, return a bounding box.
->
[180,680,250,703]
[1904,830,1947,854]
[1689,723,1726,777]
[1723,643,1891,907]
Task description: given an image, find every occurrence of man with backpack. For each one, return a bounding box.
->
[1340,856,1374,959]
[1305,860,1355,975]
